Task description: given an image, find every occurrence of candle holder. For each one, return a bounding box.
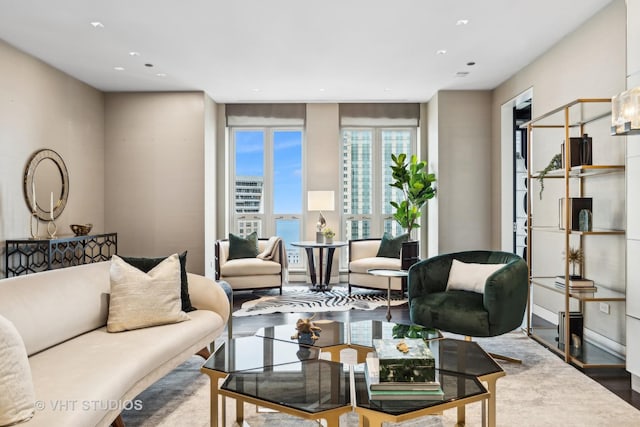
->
[30,212,39,239]
[47,220,57,238]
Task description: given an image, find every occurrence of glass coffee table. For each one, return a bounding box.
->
[200,335,351,427]
[201,320,505,427]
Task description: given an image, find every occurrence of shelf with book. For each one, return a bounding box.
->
[524,98,626,368]
[529,326,625,368]
[530,226,625,235]
[531,277,625,301]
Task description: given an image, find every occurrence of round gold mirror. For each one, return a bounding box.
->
[23,149,69,221]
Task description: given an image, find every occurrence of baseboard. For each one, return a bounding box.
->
[532,304,557,324]
[632,374,640,392]
[582,328,626,359]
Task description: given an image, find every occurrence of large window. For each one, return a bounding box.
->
[231,128,303,267]
[342,128,416,243]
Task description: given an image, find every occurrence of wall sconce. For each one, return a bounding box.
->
[307,190,335,243]
[611,87,640,135]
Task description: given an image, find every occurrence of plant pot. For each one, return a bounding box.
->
[325,237,333,244]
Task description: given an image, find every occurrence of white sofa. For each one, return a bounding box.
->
[215,238,285,293]
[0,261,229,427]
[348,238,418,294]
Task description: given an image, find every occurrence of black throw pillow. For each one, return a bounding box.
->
[376,232,410,258]
[228,232,259,260]
[120,251,195,312]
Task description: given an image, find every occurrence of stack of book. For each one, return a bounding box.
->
[364,338,444,401]
[555,276,597,293]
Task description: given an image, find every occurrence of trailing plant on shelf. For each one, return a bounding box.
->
[537,153,562,199]
[389,153,436,236]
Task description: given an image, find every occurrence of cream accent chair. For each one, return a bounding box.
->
[348,238,418,294]
[215,238,286,293]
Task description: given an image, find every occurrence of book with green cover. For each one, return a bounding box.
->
[373,338,435,382]
[364,364,444,401]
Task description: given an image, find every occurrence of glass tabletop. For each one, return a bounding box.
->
[254,320,442,350]
[255,320,347,349]
[349,320,441,348]
[367,268,409,278]
[221,359,352,415]
[354,367,487,415]
[201,335,320,374]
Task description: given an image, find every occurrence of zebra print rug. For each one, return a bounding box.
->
[233,285,407,317]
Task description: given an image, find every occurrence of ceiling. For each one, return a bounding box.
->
[0,0,614,103]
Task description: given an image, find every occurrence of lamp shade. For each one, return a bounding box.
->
[307,190,335,211]
[612,86,640,135]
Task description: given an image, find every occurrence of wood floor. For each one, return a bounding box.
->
[228,285,640,411]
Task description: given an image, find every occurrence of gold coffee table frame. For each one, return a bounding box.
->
[202,330,505,427]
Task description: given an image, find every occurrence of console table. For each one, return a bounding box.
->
[5,233,118,277]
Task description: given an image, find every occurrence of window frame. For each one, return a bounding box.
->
[340,126,418,267]
[229,126,305,268]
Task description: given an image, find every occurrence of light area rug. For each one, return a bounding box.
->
[233,285,407,317]
[121,331,640,426]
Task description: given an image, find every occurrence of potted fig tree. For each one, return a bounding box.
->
[389,153,436,271]
[389,153,437,236]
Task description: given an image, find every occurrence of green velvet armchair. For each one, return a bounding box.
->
[408,251,528,356]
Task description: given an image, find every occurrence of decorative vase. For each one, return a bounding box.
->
[324,236,333,244]
[579,134,592,166]
[578,209,592,232]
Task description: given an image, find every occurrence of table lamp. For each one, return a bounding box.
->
[307,190,335,243]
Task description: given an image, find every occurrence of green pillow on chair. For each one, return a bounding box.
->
[376,232,409,258]
[228,232,259,260]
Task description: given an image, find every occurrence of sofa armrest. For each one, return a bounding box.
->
[187,273,230,323]
[349,239,382,263]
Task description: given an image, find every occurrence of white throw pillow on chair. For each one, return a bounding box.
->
[446,259,505,294]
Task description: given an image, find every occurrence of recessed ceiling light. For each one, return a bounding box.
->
[319,88,326,92]
[384,88,392,92]
[144,63,153,68]
[436,49,447,55]
[466,61,476,66]
[113,66,125,71]
[456,19,469,26]
[455,71,470,77]
[129,51,140,57]
[90,21,104,28]
[252,88,260,92]
[156,73,167,77]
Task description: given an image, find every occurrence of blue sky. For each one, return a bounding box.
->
[235,130,302,213]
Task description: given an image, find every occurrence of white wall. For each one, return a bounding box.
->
[104,92,208,275]
[625,0,640,391]
[0,39,105,276]
[204,95,218,278]
[430,90,493,254]
[492,0,627,349]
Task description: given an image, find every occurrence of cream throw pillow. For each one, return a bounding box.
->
[0,315,35,426]
[446,259,506,294]
[108,254,189,332]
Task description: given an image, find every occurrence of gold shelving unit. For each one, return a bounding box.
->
[523,98,626,368]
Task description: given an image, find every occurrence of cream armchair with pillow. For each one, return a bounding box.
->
[348,234,418,294]
[215,234,286,293]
